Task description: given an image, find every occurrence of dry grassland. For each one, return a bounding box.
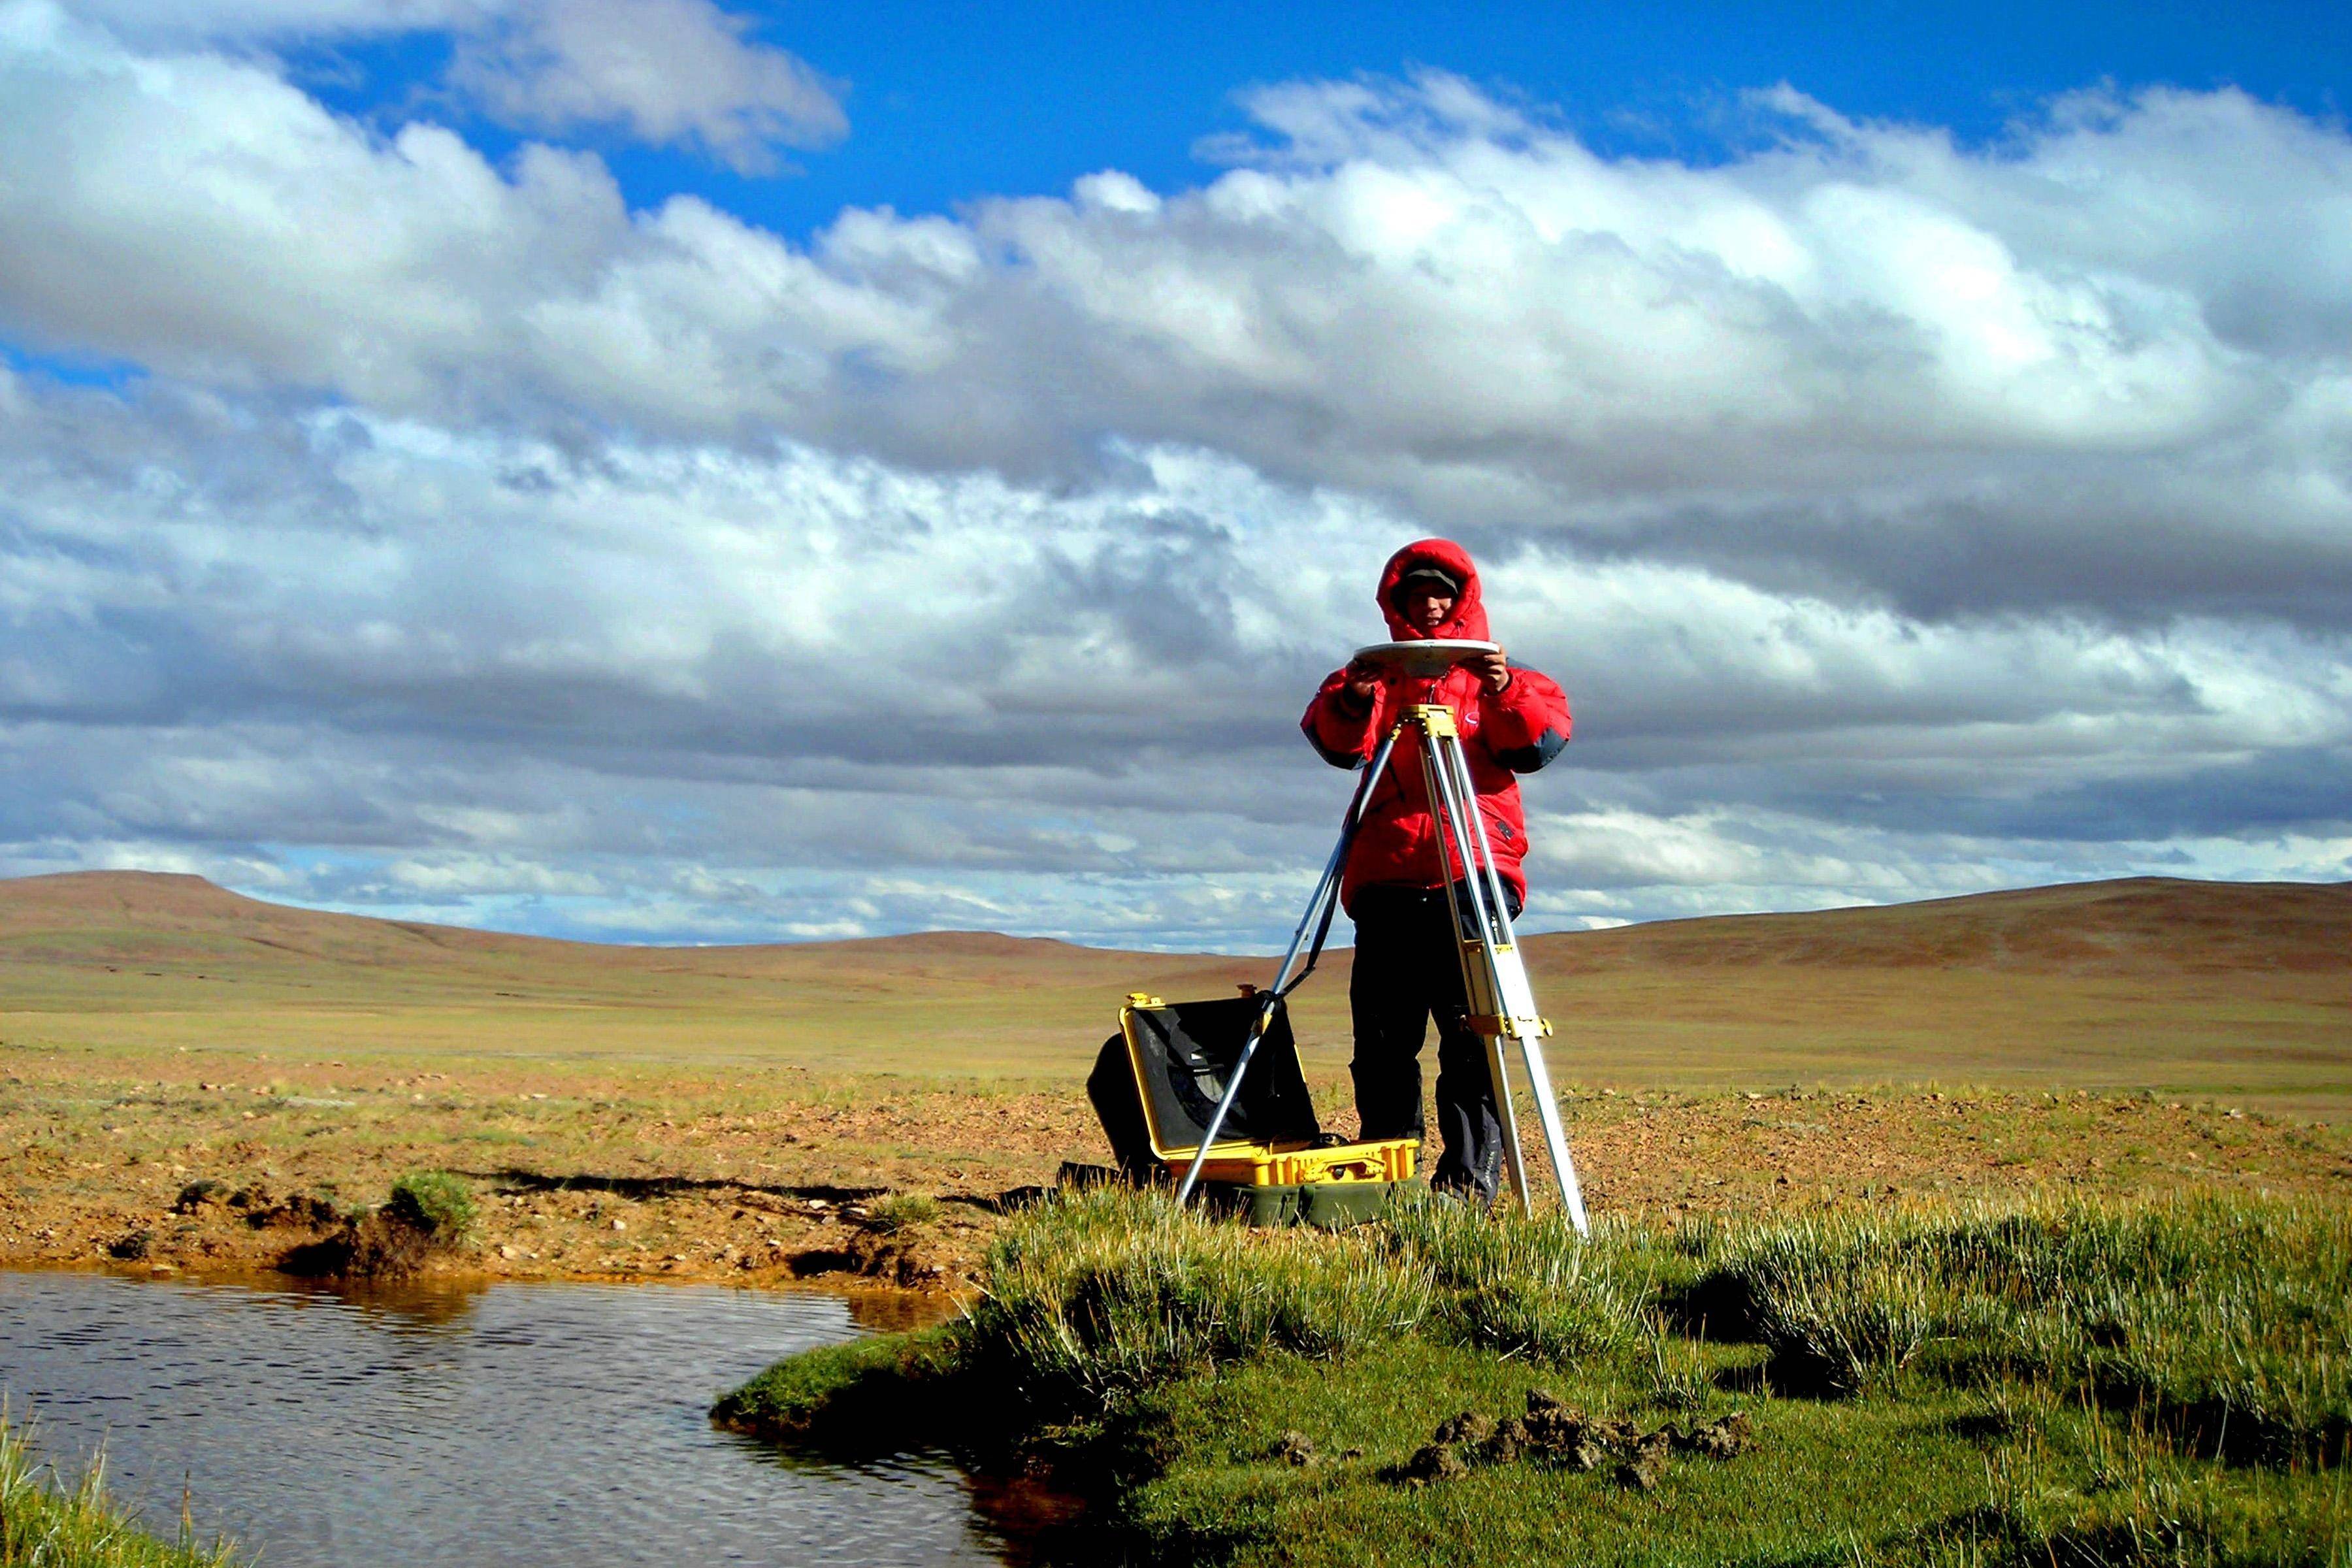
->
[3,871,2346,1291]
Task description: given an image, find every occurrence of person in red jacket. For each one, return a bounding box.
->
[1300,540,1572,1201]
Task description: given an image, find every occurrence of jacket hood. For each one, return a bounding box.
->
[1377,538,1488,641]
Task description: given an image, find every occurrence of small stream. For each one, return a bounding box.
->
[0,1268,1039,1567]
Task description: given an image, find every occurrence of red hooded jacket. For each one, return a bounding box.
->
[1301,540,1571,911]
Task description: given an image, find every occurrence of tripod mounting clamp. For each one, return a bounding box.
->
[1465,1013,1553,1039]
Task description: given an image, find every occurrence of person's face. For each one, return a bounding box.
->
[1403,583,1455,631]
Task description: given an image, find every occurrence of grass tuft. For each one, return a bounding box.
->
[938,1188,1644,1413]
[1379,1196,1641,1363]
[1679,1196,2352,1464]
[0,1412,241,1567]
[863,1194,941,1235]
[960,1188,1443,1405]
[384,1171,474,1241]
[711,1328,963,1452]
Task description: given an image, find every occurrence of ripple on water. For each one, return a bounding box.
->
[0,1270,1012,1567]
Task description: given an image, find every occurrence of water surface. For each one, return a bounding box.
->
[0,1268,1017,1567]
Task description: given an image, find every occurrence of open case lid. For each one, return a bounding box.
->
[1352,638,1499,680]
[1119,994,1322,1160]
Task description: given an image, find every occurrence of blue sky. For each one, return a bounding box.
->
[297,1,2352,239]
[1,0,2347,947]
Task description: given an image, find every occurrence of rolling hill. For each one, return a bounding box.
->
[3,870,2347,1113]
[1541,876,2352,974]
[8,868,2346,977]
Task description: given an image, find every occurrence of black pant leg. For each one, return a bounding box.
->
[1348,890,1430,1142]
[1431,1018,1503,1201]
[1427,881,1521,1202]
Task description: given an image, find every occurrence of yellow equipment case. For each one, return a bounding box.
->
[1087,990,1420,1226]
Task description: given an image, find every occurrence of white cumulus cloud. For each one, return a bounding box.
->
[0,31,2345,944]
[54,0,845,169]
[446,0,845,171]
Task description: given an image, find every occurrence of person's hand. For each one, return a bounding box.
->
[1471,646,1511,693]
[1343,657,1382,704]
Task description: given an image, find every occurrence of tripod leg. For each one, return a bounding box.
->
[1418,710,1592,1230]
[1417,715,1519,1206]
[1175,723,1405,1208]
[1516,1033,1588,1234]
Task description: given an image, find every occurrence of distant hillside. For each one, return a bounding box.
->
[5,868,2344,982]
[7,870,2347,1115]
[0,870,1249,994]
[1526,877,2352,977]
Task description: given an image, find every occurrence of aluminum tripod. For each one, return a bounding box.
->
[1175,703,1590,1233]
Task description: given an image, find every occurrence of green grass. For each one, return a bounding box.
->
[955,1190,1641,1408]
[1676,1200,2352,1466]
[384,1170,476,1241]
[712,1330,964,1451]
[0,1415,239,1567]
[720,1189,2352,1566]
